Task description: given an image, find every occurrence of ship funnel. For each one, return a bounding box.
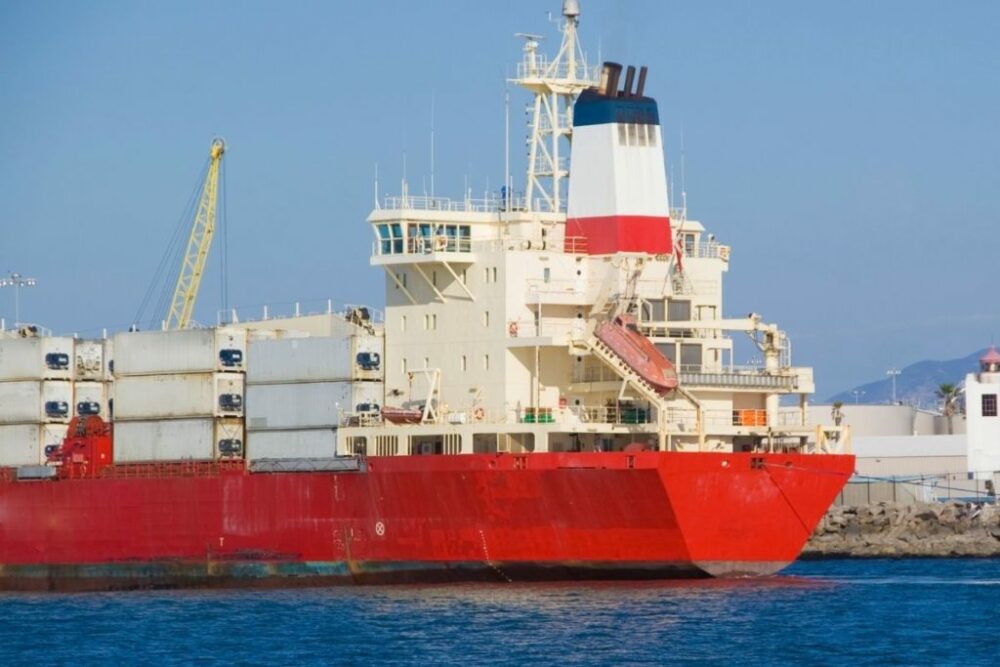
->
[599,62,622,97]
[636,66,648,97]
[622,65,636,97]
[565,63,672,255]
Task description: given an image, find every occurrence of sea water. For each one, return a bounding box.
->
[0,559,996,666]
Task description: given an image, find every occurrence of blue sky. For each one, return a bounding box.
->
[1,0,998,397]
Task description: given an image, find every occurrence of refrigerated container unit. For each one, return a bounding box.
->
[73,380,111,418]
[73,339,106,382]
[0,380,74,424]
[112,327,247,377]
[112,417,244,463]
[246,334,384,385]
[0,423,69,466]
[0,336,76,382]
[245,381,383,431]
[113,373,244,420]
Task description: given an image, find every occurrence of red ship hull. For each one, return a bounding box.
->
[0,451,852,591]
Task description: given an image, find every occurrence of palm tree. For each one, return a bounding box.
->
[936,383,962,434]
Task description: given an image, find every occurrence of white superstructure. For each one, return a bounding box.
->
[338,3,844,458]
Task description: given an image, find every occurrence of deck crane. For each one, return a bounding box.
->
[164,138,225,330]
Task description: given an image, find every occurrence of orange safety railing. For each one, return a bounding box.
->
[732,409,768,427]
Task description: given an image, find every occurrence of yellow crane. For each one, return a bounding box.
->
[164,138,225,330]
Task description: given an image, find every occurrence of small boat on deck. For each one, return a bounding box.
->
[381,406,424,424]
[595,314,679,394]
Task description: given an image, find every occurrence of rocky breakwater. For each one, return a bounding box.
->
[804,501,1000,558]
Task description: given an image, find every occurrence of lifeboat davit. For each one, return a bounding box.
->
[595,314,679,394]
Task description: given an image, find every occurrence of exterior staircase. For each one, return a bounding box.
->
[587,336,668,408]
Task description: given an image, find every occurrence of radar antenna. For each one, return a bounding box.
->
[510,1,597,213]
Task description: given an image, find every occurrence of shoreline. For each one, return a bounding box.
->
[803,500,1000,559]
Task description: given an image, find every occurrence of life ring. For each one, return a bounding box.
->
[434,236,448,251]
[508,321,519,337]
[473,407,485,421]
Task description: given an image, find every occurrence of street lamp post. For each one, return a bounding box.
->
[0,272,38,326]
[852,389,865,404]
[887,367,901,404]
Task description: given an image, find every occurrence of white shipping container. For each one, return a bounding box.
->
[0,423,68,466]
[74,339,105,381]
[246,381,382,430]
[246,428,337,460]
[0,337,75,381]
[114,373,244,420]
[113,418,243,463]
[0,380,74,424]
[247,334,383,384]
[74,381,110,418]
[112,327,247,376]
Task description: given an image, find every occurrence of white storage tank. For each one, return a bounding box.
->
[246,428,337,460]
[246,381,382,431]
[113,373,244,420]
[113,417,244,462]
[0,337,76,381]
[0,423,69,466]
[247,335,383,384]
[0,380,74,424]
[74,381,110,419]
[112,327,247,376]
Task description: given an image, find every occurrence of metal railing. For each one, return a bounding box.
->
[217,300,383,326]
[515,57,600,83]
[373,235,589,258]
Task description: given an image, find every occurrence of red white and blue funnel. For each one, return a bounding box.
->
[566,63,672,255]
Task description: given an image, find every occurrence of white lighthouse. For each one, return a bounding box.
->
[565,62,672,255]
[965,345,1000,480]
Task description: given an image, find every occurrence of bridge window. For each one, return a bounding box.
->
[984,394,997,417]
[391,223,403,254]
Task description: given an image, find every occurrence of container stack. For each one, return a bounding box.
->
[111,328,247,462]
[245,331,383,459]
[0,336,76,466]
[73,338,113,420]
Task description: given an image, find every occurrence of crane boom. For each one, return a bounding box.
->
[165,138,225,330]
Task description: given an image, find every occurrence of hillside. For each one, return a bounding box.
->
[826,349,985,409]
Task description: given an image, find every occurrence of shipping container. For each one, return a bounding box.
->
[0,380,74,424]
[74,381,110,418]
[246,334,383,384]
[0,337,75,382]
[246,428,337,460]
[74,339,105,381]
[113,418,243,463]
[246,381,382,430]
[112,327,247,376]
[113,373,244,420]
[0,423,68,466]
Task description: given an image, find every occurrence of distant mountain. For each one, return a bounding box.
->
[826,349,986,409]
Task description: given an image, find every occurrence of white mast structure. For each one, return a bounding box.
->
[511,0,597,214]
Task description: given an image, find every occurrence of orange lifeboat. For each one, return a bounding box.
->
[595,314,678,394]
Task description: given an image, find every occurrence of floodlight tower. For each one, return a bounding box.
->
[887,367,901,404]
[0,271,38,326]
[511,0,597,213]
